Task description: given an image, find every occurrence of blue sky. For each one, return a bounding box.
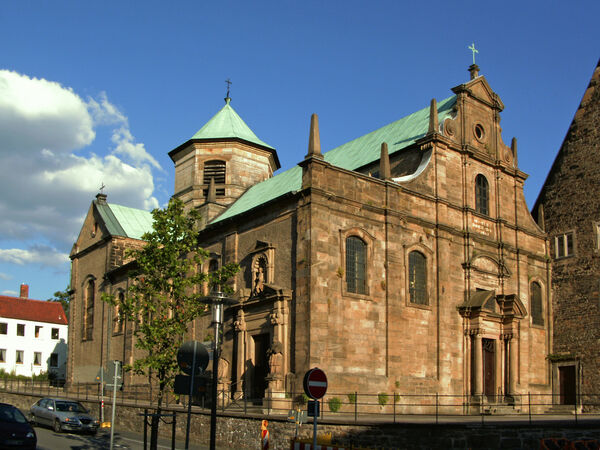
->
[0,1,598,300]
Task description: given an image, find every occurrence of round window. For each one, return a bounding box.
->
[474,124,485,141]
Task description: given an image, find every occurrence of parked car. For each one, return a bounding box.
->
[0,402,37,449]
[30,397,99,434]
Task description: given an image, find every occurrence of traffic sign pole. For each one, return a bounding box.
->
[109,360,121,450]
[313,401,318,450]
[185,340,198,450]
[303,368,328,450]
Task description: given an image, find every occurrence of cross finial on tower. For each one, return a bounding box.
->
[99,182,106,194]
[468,43,479,65]
[225,78,232,103]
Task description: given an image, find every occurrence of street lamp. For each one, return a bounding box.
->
[200,290,236,450]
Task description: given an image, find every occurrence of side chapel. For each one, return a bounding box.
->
[68,64,552,412]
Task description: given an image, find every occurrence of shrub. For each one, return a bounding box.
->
[378,393,389,407]
[297,393,310,406]
[328,397,342,412]
[0,369,49,381]
[394,393,400,404]
[347,392,356,404]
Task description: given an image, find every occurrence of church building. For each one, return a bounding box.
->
[69,64,551,412]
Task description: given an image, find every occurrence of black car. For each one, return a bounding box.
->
[0,403,37,449]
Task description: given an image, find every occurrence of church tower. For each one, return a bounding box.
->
[169,94,280,225]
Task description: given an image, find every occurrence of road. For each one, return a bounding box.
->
[34,425,209,450]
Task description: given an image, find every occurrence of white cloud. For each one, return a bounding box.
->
[0,70,94,154]
[2,290,17,296]
[87,91,126,125]
[88,92,161,170]
[0,70,161,257]
[0,273,11,280]
[112,126,161,169]
[0,245,69,267]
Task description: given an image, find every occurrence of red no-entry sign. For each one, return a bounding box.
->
[303,367,328,399]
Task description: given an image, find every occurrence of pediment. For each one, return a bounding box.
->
[248,240,275,256]
[71,202,109,257]
[458,291,527,320]
[242,283,292,303]
[256,283,290,298]
[496,294,527,318]
[452,76,504,111]
[468,255,511,278]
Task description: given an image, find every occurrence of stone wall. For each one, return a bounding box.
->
[4,392,600,449]
[535,59,600,397]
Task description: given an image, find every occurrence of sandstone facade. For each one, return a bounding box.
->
[69,66,552,412]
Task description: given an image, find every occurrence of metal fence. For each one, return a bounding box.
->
[2,379,599,424]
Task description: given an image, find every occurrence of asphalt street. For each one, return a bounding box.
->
[34,425,210,450]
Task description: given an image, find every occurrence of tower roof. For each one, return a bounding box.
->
[190,98,274,150]
[169,97,279,168]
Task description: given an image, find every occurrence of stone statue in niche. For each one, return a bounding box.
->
[267,340,283,378]
[218,357,230,380]
[252,256,267,295]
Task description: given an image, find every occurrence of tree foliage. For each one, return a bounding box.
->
[48,288,71,317]
[102,198,238,448]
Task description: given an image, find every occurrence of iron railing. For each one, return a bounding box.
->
[1,378,598,424]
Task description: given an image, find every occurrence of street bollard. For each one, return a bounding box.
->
[260,419,269,450]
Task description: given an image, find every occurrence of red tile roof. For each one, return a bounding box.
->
[0,296,68,325]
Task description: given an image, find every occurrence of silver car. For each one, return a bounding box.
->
[30,398,99,434]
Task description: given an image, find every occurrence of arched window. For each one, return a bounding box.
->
[346,236,367,294]
[475,174,489,216]
[203,160,226,197]
[531,282,544,326]
[208,259,220,292]
[408,251,427,305]
[83,279,95,340]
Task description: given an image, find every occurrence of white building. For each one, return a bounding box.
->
[0,284,68,380]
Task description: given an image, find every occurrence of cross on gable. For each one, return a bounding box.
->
[225,78,232,98]
[468,43,479,65]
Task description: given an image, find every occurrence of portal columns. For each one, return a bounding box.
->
[473,333,483,397]
[508,335,517,396]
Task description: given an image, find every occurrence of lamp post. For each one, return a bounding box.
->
[201,290,236,450]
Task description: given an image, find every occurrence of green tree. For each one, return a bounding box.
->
[47,287,71,317]
[103,198,238,450]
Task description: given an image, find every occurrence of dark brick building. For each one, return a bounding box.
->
[533,58,600,407]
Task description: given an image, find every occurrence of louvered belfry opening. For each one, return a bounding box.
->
[203,160,226,197]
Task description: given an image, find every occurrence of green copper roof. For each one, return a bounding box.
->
[95,202,153,240]
[191,99,274,150]
[211,95,456,224]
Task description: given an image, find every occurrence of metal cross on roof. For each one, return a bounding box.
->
[468,43,479,65]
[225,78,232,99]
[99,182,106,194]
